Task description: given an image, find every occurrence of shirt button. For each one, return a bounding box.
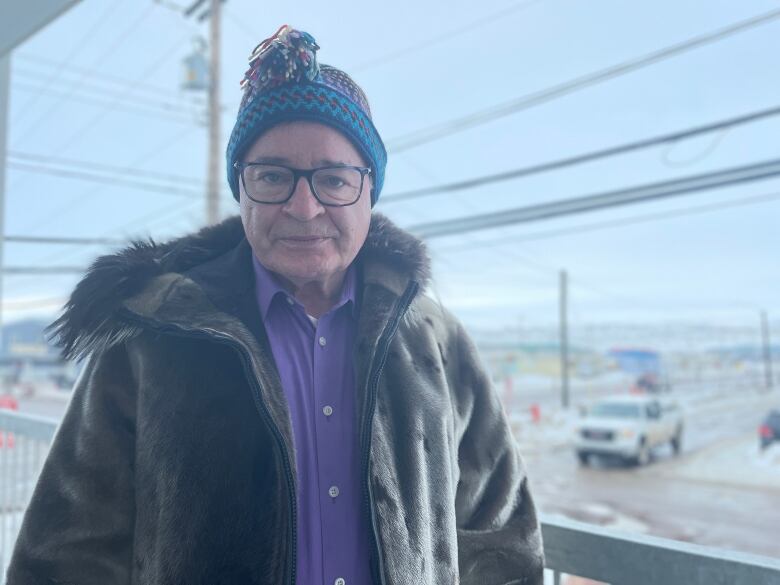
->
[323,405,334,417]
[335,579,346,585]
[319,336,327,347]
[328,485,340,498]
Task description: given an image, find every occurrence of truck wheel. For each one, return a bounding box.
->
[633,439,650,467]
[671,427,683,455]
[576,451,590,466]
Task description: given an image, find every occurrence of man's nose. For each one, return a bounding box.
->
[282,175,325,220]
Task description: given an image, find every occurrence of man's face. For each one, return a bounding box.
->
[239,121,372,288]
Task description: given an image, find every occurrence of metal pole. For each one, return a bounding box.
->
[761,310,774,391]
[560,270,570,409]
[205,0,221,225]
[0,54,10,380]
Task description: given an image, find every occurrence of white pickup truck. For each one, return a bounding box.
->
[574,395,684,466]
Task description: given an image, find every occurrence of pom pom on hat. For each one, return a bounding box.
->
[240,25,320,94]
[226,25,387,206]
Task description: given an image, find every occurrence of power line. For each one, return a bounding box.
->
[386,7,780,152]
[382,104,780,203]
[351,0,547,72]
[2,198,202,293]
[408,157,780,238]
[12,81,203,126]
[7,162,203,197]
[659,127,731,169]
[433,190,780,253]
[154,0,188,12]
[8,151,205,186]
[183,0,209,18]
[13,180,780,273]
[4,267,85,275]
[222,5,259,43]
[12,1,124,126]
[13,53,192,104]
[19,124,198,235]
[11,68,199,114]
[44,29,193,157]
[446,193,780,311]
[13,3,158,147]
[12,68,205,117]
[5,235,127,246]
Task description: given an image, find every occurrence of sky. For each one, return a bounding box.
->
[3,0,780,335]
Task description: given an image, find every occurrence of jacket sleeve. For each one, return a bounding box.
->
[6,344,137,585]
[452,323,544,585]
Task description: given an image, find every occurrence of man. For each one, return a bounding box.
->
[7,26,543,585]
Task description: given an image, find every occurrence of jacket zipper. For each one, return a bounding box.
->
[118,313,298,585]
[361,281,420,585]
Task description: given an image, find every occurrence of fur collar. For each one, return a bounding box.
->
[48,213,430,360]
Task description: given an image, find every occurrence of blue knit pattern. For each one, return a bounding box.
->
[226,82,386,205]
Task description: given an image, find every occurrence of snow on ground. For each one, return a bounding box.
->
[753,443,780,467]
[655,434,780,491]
[512,408,578,453]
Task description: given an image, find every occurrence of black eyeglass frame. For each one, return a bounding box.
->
[234,161,372,207]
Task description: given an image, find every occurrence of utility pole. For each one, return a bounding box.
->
[761,310,774,391]
[206,0,221,225]
[182,0,223,225]
[559,270,570,408]
[0,54,9,371]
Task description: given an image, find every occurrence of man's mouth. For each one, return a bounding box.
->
[281,235,330,241]
[277,235,332,248]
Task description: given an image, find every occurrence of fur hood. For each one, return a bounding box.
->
[48,213,431,361]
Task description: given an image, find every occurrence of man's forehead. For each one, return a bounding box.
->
[242,125,369,168]
[245,155,351,167]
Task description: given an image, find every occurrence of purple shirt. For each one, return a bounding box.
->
[252,256,372,585]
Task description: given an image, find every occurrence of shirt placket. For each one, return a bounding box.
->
[313,309,353,585]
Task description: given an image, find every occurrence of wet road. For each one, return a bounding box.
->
[521,389,780,558]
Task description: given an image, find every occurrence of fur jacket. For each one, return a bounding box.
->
[7,214,543,585]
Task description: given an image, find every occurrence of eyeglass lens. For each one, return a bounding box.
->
[242,164,363,204]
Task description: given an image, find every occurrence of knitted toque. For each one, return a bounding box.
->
[226,25,387,205]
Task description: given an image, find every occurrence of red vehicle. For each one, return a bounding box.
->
[0,394,19,449]
[0,394,18,411]
[759,410,780,451]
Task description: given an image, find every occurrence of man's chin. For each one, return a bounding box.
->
[272,257,336,282]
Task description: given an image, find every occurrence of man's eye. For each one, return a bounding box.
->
[259,172,283,184]
[323,175,346,188]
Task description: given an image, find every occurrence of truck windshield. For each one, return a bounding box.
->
[589,403,642,418]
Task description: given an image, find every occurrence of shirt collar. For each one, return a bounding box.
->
[251,253,357,320]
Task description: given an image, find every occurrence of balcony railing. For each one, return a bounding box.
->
[541,515,780,585]
[1,409,779,584]
[0,409,56,580]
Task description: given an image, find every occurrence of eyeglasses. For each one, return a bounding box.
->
[234,162,371,206]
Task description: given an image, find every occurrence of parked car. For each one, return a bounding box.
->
[759,410,780,451]
[630,372,672,394]
[574,395,684,466]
